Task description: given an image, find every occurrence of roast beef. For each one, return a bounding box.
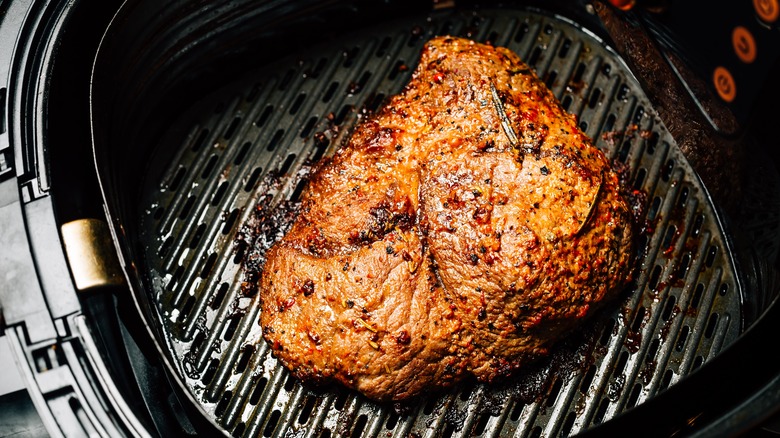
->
[258,36,635,401]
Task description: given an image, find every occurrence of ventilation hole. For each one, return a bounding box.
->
[649,265,662,291]
[190,224,206,248]
[691,284,704,309]
[528,46,543,67]
[191,331,207,355]
[580,365,596,394]
[222,209,240,234]
[309,58,327,79]
[579,121,588,132]
[595,320,613,347]
[475,413,491,434]
[720,283,729,296]
[634,168,647,189]
[289,93,306,115]
[588,87,602,108]
[290,178,308,203]
[545,70,558,88]
[323,82,339,103]
[632,307,646,332]
[514,22,529,42]
[615,351,629,374]
[215,391,232,418]
[256,106,274,127]
[662,225,678,254]
[704,313,719,338]
[675,326,690,352]
[319,429,331,438]
[692,356,704,370]
[263,410,282,437]
[617,83,630,101]
[167,266,184,292]
[249,377,268,405]
[423,396,437,415]
[212,181,229,206]
[572,62,586,84]
[334,105,353,125]
[232,423,246,438]
[234,142,252,165]
[351,415,368,438]
[211,283,229,309]
[201,359,219,385]
[246,83,261,102]
[677,253,691,280]
[298,396,317,425]
[677,187,690,209]
[633,106,645,124]
[278,69,294,91]
[159,236,173,258]
[546,378,563,406]
[626,384,642,408]
[232,422,246,437]
[459,381,475,401]
[593,399,610,425]
[169,167,187,191]
[282,374,296,392]
[647,338,660,361]
[618,140,631,162]
[705,245,718,267]
[301,117,317,138]
[236,345,254,374]
[200,253,218,278]
[543,23,553,34]
[662,295,677,321]
[153,206,165,220]
[224,117,242,140]
[191,129,210,152]
[561,95,573,111]
[603,113,616,133]
[442,423,456,437]
[558,38,572,57]
[367,93,386,112]
[224,316,241,341]
[510,399,525,421]
[691,214,704,237]
[386,411,400,430]
[178,196,196,220]
[485,30,499,45]
[334,391,349,411]
[387,59,409,81]
[180,296,195,322]
[648,196,662,222]
[342,47,360,67]
[244,166,263,192]
[355,71,372,93]
[201,155,218,179]
[278,154,297,175]
[658,369,673,390]
[646,132,659,154]
[376,36,392,57]
[661,159,675,181]
[266,129,284,152]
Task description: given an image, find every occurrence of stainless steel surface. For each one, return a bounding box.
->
[138,8,742,437]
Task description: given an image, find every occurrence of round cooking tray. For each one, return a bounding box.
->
[130,6,743,438]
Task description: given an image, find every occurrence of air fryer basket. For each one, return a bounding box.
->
[90,1,778,436]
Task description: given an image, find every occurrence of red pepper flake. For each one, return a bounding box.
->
[433,72,445,84]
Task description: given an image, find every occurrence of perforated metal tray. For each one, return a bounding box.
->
[139,7,742,437]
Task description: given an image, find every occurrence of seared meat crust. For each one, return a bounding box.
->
[259,36,634,401]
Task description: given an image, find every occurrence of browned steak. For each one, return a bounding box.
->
[259,36,635,401]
